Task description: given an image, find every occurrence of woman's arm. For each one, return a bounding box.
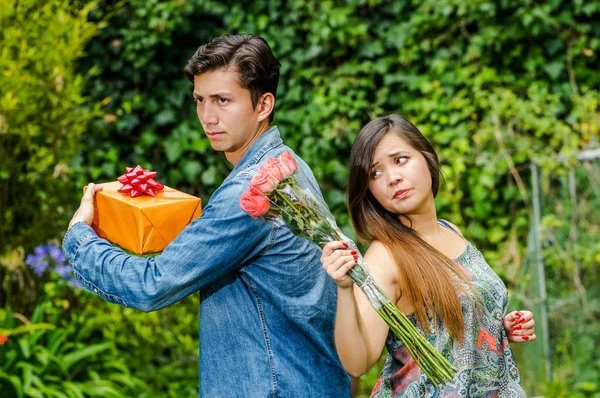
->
[321,241,400,377]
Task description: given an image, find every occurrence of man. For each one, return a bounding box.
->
[63,34,350,397]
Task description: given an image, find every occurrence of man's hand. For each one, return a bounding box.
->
[68,183,103,229]
[504,310,536,343]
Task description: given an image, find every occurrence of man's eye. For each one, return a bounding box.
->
[218,97,230,105]
[194,97,204,104]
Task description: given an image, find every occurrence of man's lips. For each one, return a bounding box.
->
[393,189,412,200]
[205,131,225,138]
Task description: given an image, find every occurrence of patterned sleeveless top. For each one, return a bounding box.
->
[370,220,526,398]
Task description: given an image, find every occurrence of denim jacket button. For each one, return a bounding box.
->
[93,288,98,293]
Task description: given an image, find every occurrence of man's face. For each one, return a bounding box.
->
[193,68,262,158]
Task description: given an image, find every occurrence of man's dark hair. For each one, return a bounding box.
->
[184,34,281,122]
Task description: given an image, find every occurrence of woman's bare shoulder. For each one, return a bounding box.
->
[364,241,398,278]
[440,219,464,236]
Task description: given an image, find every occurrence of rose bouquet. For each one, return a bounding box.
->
[239,151,456,386]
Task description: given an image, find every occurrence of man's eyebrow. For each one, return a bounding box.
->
[192,92,232,98]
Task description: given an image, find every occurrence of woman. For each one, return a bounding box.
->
[321,114,534,397]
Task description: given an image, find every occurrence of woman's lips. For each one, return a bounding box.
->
[393,189,412,200]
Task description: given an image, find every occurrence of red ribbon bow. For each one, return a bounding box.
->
[117,165,165,197]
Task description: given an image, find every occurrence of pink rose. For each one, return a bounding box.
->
[264,158,283,180]
[240,187,271,218]
[277,151,297,177]
[250,167,280,193]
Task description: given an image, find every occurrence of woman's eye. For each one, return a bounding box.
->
[396,156,408,165]
[371,169,382,178]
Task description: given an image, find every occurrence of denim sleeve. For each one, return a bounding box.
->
[62,173,274,311]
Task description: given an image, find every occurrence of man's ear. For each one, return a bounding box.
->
[256,93,275,123]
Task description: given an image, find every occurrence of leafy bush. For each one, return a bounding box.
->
[0,0,104,253]
[1,241,199,398]
[0,301,145,398]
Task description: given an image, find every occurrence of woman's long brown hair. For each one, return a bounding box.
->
[348,114,476,342]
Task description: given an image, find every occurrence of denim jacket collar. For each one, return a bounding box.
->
[235,125,283,170]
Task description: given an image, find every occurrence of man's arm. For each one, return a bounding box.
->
[62,175,274,312]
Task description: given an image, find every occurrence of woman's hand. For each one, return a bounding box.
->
[320,241,358,289]
[504,310,536,343]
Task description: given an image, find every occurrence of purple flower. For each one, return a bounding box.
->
[67,279,80,288]
[26,243,68,278]
[54,264,72,280]
[26,253,49,276]
[33,246,43,256]
[47,245,66,265]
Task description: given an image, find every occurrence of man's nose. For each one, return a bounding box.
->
[198,103,218,125]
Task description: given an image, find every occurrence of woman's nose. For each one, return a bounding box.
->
[388,173,404,186]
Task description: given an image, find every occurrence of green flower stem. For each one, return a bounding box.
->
[378,306,442,386]
[380,301,456,379]
[345,265,456,385]
[273,189,312,227]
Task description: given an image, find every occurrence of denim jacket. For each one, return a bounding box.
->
[62,126,350,397]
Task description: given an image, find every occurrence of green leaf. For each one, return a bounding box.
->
[543,61,564,80]
[0,323,55,337]
[576,382,598,393]
[201,167,217,186]
[47,329,69,356]
[182,160,202,183]
[163,139,182,164]
[18,338,30,359]
[0,373,24,398]
[16,362,38,392]
[154,109,176,126]
[487,226,506,244]
[62,382,85,398]
[78,380,127,398]
[61,342,113,371]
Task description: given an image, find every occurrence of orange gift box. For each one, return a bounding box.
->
[85,181,202,254]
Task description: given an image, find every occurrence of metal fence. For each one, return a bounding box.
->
[515,148,600,395]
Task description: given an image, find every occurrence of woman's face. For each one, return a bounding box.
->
[368,133,434,216]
